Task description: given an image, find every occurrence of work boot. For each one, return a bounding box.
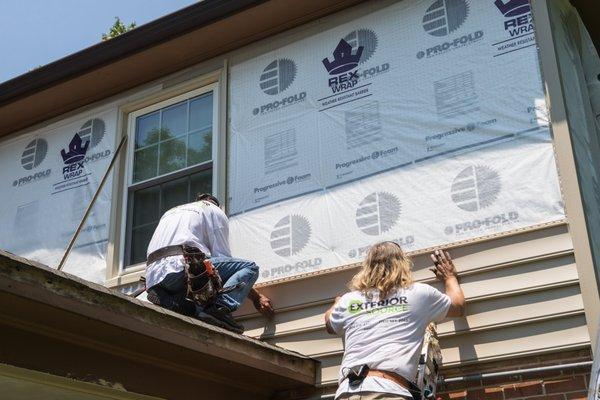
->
[197,304,244,334]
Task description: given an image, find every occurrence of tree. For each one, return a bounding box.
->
[102,17,136,41]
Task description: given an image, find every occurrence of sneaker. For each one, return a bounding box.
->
[197,304,244,334]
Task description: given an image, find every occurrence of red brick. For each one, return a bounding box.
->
[544,376,586,394]
[448,390,467,400]
[464,386,504,400]
[503,380,543,398]
[436,394,450,400]
[465,388,483,400]
[565,391,589,400]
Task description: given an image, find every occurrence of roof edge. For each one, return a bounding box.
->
[0,0,267,107]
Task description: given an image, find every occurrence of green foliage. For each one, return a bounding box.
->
[102,17,136,41]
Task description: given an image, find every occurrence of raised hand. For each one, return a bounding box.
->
[429,249,458,282]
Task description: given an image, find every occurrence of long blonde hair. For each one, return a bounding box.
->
[349,241,413,298]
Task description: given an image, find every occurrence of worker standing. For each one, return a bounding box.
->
[145,193,273,333]
[325,241,465,399]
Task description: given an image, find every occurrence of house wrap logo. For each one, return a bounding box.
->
[78,118,112,164]
[494,0,530,17]
[344,29,378,64]
[253,58,306,115]
[417,0,483,59]
[451,165,501,212]
[264,215,320,280]
[356,192,401,236]
[320,29,388,110]
[259,59,296,95]
[51,133,92,195]
[322,38,363,93]
[446,165,518,236]
[270,215,311,257]
[493,0,534,49]
[422,0,469,37]
[13,138,52,187]
[78,118,105,148]
[61,133,90,172]
[21,138,48,170]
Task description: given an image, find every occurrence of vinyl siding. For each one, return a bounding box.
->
[235,224,590,386]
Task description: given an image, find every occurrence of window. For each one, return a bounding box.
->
[124,89,216,267]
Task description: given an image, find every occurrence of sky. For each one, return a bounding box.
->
[0,0,198,83]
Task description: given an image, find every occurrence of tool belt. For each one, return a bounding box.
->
[146,244,223,306]
[345,365,422,400]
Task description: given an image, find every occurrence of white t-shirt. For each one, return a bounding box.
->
[329,283,451,399]
[145,200,231,289]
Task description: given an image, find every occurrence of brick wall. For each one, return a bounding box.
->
[437,349,592,400]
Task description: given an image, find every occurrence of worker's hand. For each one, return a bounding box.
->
[429,249,458,282]
[253,293,275,318]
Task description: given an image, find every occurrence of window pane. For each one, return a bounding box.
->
[161,176,189,214]
[188,129,212,166]
[189,94,213,132]
[131,223,157,264]
[189,169,212,200]
[133,145,158,183]
[132,186,160,227]
[159,136,186,175]
[161,102,187,140]
[135,112,159,149]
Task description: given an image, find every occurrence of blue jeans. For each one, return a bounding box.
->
[147,270,195,316]
[147,256,258,314]
[211,256,259,311]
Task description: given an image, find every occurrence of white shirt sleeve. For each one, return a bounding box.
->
[328,294,350,336]
[207,206,232,258]
[424,283,452,323]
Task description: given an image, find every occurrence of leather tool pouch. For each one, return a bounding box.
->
[182,245,223,306]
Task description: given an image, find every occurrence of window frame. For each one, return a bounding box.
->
[118,84,220,274]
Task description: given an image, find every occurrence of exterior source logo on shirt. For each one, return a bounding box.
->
[356,192,401,236]
[259,59,296,95]
[21,138,48,170]
[451,165,501,212]
[348,296,409,315]
[270,215,311,257]
[422,0,469,37]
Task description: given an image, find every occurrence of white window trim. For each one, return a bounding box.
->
[109,83,221,284]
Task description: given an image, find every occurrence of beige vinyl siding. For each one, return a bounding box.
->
[235,224,589,386]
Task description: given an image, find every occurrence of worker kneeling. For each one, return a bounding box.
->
[145,193,273,334]
[325,241,465,399]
